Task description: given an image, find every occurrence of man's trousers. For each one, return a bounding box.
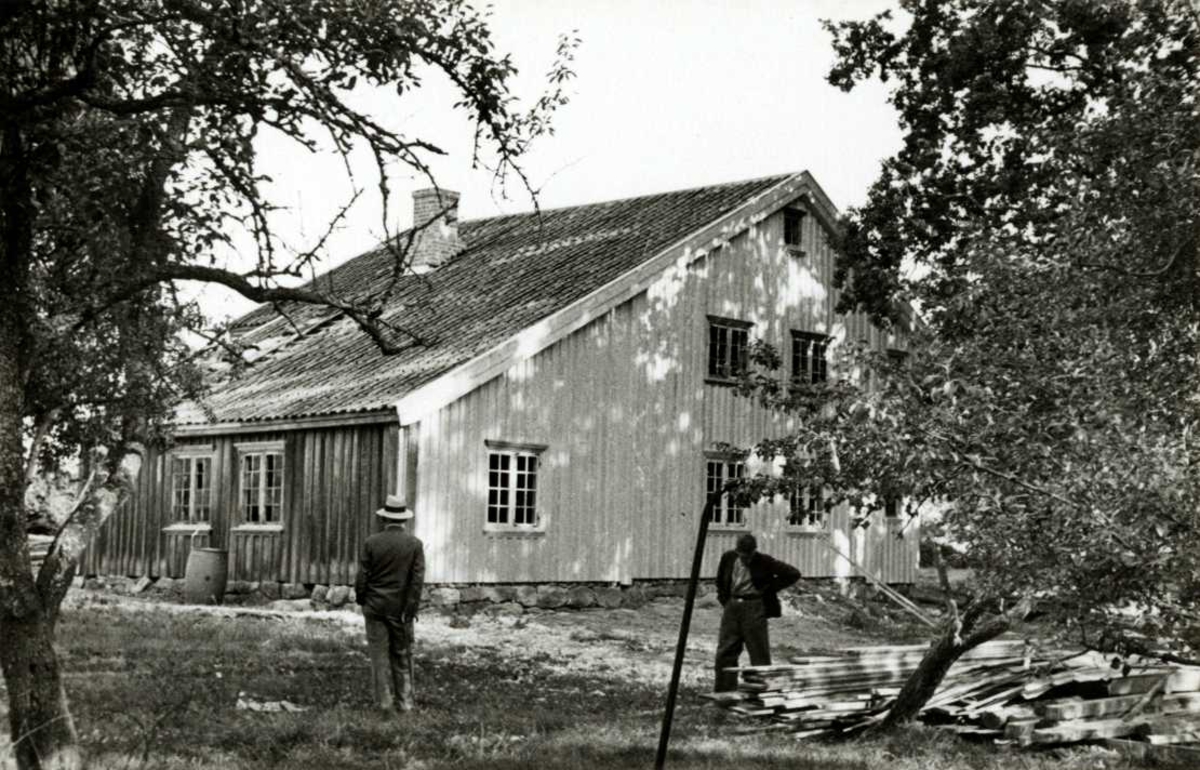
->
[714,597,771,692]
[364,611,415,710]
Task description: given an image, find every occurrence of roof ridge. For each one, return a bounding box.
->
[461,171,800,225]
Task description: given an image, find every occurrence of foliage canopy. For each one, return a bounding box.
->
[739,0,1198,659]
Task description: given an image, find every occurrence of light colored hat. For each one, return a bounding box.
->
[375,494,413,520]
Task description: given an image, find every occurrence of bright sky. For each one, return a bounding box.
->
[202,0,902,321]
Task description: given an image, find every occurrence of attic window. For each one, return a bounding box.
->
[784,208,806,250]
[707,316,752,383]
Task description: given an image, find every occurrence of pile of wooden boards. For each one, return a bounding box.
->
[705,638,1200,756]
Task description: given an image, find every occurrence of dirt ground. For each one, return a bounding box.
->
[65,575,935,686]
[0,578,947,768]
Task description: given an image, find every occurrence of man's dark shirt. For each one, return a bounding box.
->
[355,526,425,619]
[715,550,801,618]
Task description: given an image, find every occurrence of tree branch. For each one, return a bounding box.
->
[105,263,426,355]
[23,408,59,482]
[1076,236,1193,279]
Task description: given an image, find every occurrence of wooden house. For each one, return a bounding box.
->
[82,172,920,591]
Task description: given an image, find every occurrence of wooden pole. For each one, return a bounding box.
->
[655,488,726,770]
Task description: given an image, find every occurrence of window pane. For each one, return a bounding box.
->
[487,451,510,524]
[705,460,723,522]
[194,457,212,521]
[171,457,191,519]
[793,336,810,382]
[266,487,283,522]
[242,455,261,522]
[812,341,828,384]
[730,329,748,376]
[513,454,538,525]
[263,453,283,522]
[727,462,745,524]
[708,325,728,377]
[788,486,804,526]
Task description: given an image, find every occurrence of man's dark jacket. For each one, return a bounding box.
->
[355,526,425,619]
[715,550,801,618]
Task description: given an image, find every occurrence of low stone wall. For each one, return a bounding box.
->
[77,575,714,615]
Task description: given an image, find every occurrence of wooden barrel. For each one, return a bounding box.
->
[184,547,229,605]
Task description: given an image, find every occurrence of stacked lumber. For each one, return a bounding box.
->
[963,658,1200,750]
[706,640,1200,752]
[705,639,1038,735]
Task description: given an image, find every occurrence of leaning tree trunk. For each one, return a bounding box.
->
[882,595,1034,728]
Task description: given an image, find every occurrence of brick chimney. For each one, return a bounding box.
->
[410,188,462,272]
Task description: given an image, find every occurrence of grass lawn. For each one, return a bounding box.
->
[0,588,1158,769]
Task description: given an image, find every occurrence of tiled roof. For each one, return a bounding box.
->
[178,174,793,425]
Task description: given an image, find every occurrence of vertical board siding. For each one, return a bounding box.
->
[417,206,918,584]
[87,423,396,585]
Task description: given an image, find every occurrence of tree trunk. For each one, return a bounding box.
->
[881,595,1034,728]
[1,120,83,770]
[0,616,81,770]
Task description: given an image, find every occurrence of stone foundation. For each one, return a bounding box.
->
[78,574,714,614]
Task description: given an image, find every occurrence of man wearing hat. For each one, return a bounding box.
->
[355,494,425,712]
[713,533,801,691]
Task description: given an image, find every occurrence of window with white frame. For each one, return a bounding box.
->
[485,441,546,529]
[707,316,752,381]
[170,453,213,522]
[238,443,284,524]
[792,331,830,385]
[788,485,831,529]
[705,456,746,527]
